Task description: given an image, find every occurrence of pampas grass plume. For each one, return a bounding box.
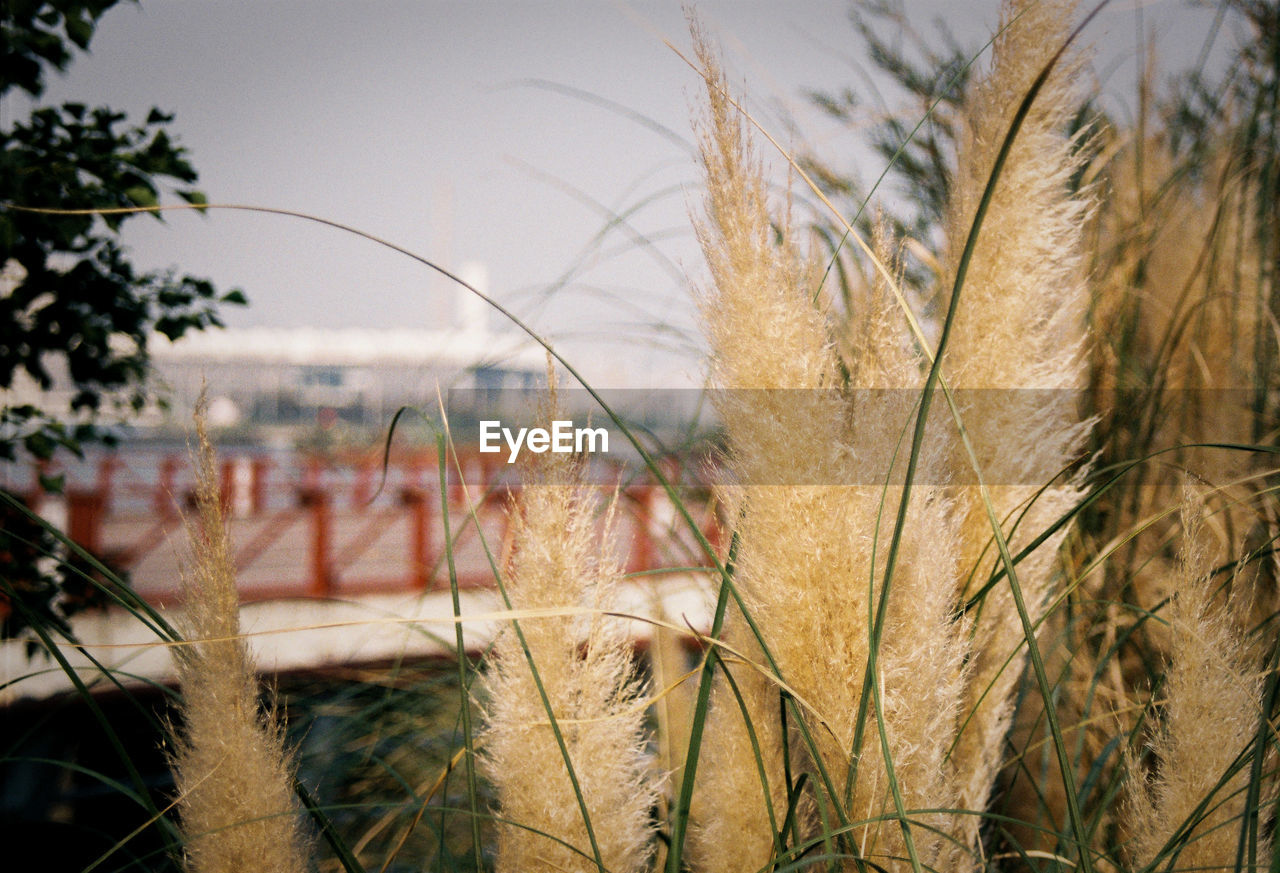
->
[1126,487,1274,871]
[686,19,970,871]
[477,389,657,873]
[937,1,1095,858]
[167,400,311,873]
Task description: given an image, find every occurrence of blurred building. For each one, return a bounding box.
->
[5,262,546,439]
[150,321,543,433]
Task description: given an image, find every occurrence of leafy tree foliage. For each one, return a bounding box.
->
[800,0,973,296]
[1,0,244,638]
[2,0,245,465]
[803,1,970,244]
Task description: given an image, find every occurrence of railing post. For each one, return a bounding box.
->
[95,455,120,515]
[66,489,105,555]
[219,458,235,514]
[351,457,376,507]
[28,460,49,513]
[401,486,433,590]
[300,487,333,597]
[250,457,270,514]
[303,455,325,492]
[447,449,467,506]
[479,448,507,507]
[156,455,180,518]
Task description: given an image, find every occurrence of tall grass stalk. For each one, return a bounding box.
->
[438,431,485,871]
[684,1,1103,869]
[935,0,1097,863]
[476,386,657,873]
[166,400,312,873]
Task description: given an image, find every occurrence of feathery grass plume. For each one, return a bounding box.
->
[845,224,973,870]
[683,17,831,870]
[168,399,311,873]
[686,20,969,871]
[933,0,1095,857]
[1125,487,1275,871]
[477,387,657,873]
[1063,20,1278,860]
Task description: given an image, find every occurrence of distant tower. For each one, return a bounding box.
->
[456,262,490,335]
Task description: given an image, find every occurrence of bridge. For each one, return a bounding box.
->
[1,447,723,702]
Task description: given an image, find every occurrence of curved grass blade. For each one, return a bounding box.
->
[436,433,484,871]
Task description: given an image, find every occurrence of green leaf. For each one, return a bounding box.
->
[123,185,157,208]
[178,188,208,208]
[220,288,248,306]
[64,12,95,50]
[24,431,56,460]
[37,473,66,494]
[154,316,185,340]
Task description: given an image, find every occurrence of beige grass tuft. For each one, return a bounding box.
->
[936,0,1096,861]
[686,19,970,872]
[167,400,311,873]
[477,391,657,873]
[687,0,1101,867]
[683,19,835,870]
[1125,488,1274,871]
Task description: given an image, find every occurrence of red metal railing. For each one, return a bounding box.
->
[16,448,724,606]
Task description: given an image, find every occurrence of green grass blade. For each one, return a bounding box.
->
[438,418,608,873]
[437,434,485,871]
[665,531,737,873]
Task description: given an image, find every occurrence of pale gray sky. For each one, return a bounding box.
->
[3,0,1230,388]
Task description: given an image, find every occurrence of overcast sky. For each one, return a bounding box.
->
[3,0,1231,388]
